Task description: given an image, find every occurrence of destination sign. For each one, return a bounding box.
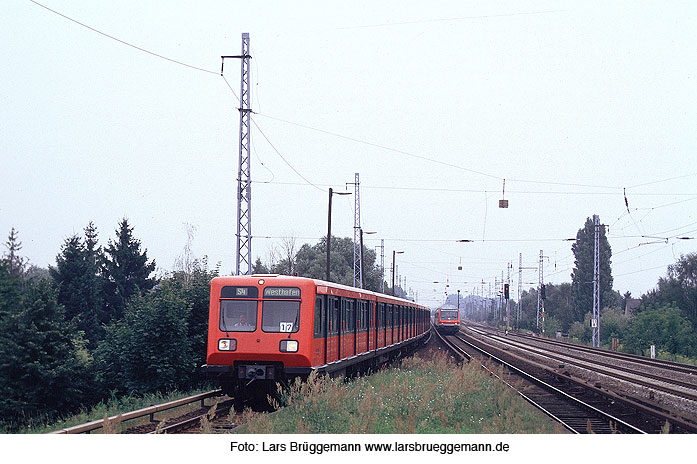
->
[221,286,259,299]
[263,287,301,299]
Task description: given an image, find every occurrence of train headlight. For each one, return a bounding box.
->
[279,340,298,353]
[218,339,237,351]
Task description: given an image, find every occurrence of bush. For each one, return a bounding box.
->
[94,280,194,395]
[623,304,696,357]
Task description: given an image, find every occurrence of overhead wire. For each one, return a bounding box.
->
[29,0,694,287]
[255,113,697,194]
[250,117,324,192]
[28,0,219,75]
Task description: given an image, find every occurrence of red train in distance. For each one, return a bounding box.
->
[435,303,461,335]
[204,274,430,400]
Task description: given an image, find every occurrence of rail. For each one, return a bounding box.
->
[50,390,223,434]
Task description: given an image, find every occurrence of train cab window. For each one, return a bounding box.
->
[262,300,300,333]
[440,310,459,321]
[220,300,257,332]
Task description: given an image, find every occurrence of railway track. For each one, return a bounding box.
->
[452,324,697,433]
[52,333,435,434]
[468,326,697,401]
[435,328,643,433]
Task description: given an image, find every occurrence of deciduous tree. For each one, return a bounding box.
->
[94,280,194,395]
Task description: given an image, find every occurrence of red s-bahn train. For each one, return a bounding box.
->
[204,275,430,400]
[434,303,461,335]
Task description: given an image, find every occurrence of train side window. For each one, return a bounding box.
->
[359,300,363,331]
[329,297,339,335]
[356,300,362,331]
[340,298,346,334]
[364,301,369,332]
[348,299,355,332]
[314,295,325,338]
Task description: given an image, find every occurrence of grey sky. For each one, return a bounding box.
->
[2,0,696,307]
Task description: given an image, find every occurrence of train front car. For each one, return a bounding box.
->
[204,275,315,400]
[436,303,460,335]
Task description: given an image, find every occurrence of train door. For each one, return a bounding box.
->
[387,304,393,345]
[341,298,355,359]
[314,295,326,366]
[367,301,374,351]
[397,306,403,343]
[376,302,384,349]
[327,296,340,363]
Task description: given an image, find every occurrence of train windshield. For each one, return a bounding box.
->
[440,310,459,320]
[262,300,300,333]
[220,300,257,332]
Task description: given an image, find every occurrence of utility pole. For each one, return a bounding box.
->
[380,239,385,292]
[222,33,252,275]
[391,250,403,296]
[592,214,600,348]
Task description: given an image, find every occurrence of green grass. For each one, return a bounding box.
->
[232,353,566,434]
[6,387,214,434]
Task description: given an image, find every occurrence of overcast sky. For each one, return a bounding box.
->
[2,0,696,308]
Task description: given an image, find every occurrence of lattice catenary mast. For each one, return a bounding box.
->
[352,173,362,288]
[537,250,544,332]
[222,33,253,275]
[592,214,600,347]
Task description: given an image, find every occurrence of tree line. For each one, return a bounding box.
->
[1,215,695,430]
[0,219,217,430]
[0,221,396,431]
[513,217,697,359]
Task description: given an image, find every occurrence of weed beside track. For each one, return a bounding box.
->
[232,352,565,434]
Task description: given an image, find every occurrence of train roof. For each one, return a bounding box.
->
[213,274,426,309]
[439,303,459,310]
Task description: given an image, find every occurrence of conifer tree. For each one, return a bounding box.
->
[3,228,25,278]
[49,225,103,347]
[0,259,22,319]
[0,279,92,427]
[101,218,156,322]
